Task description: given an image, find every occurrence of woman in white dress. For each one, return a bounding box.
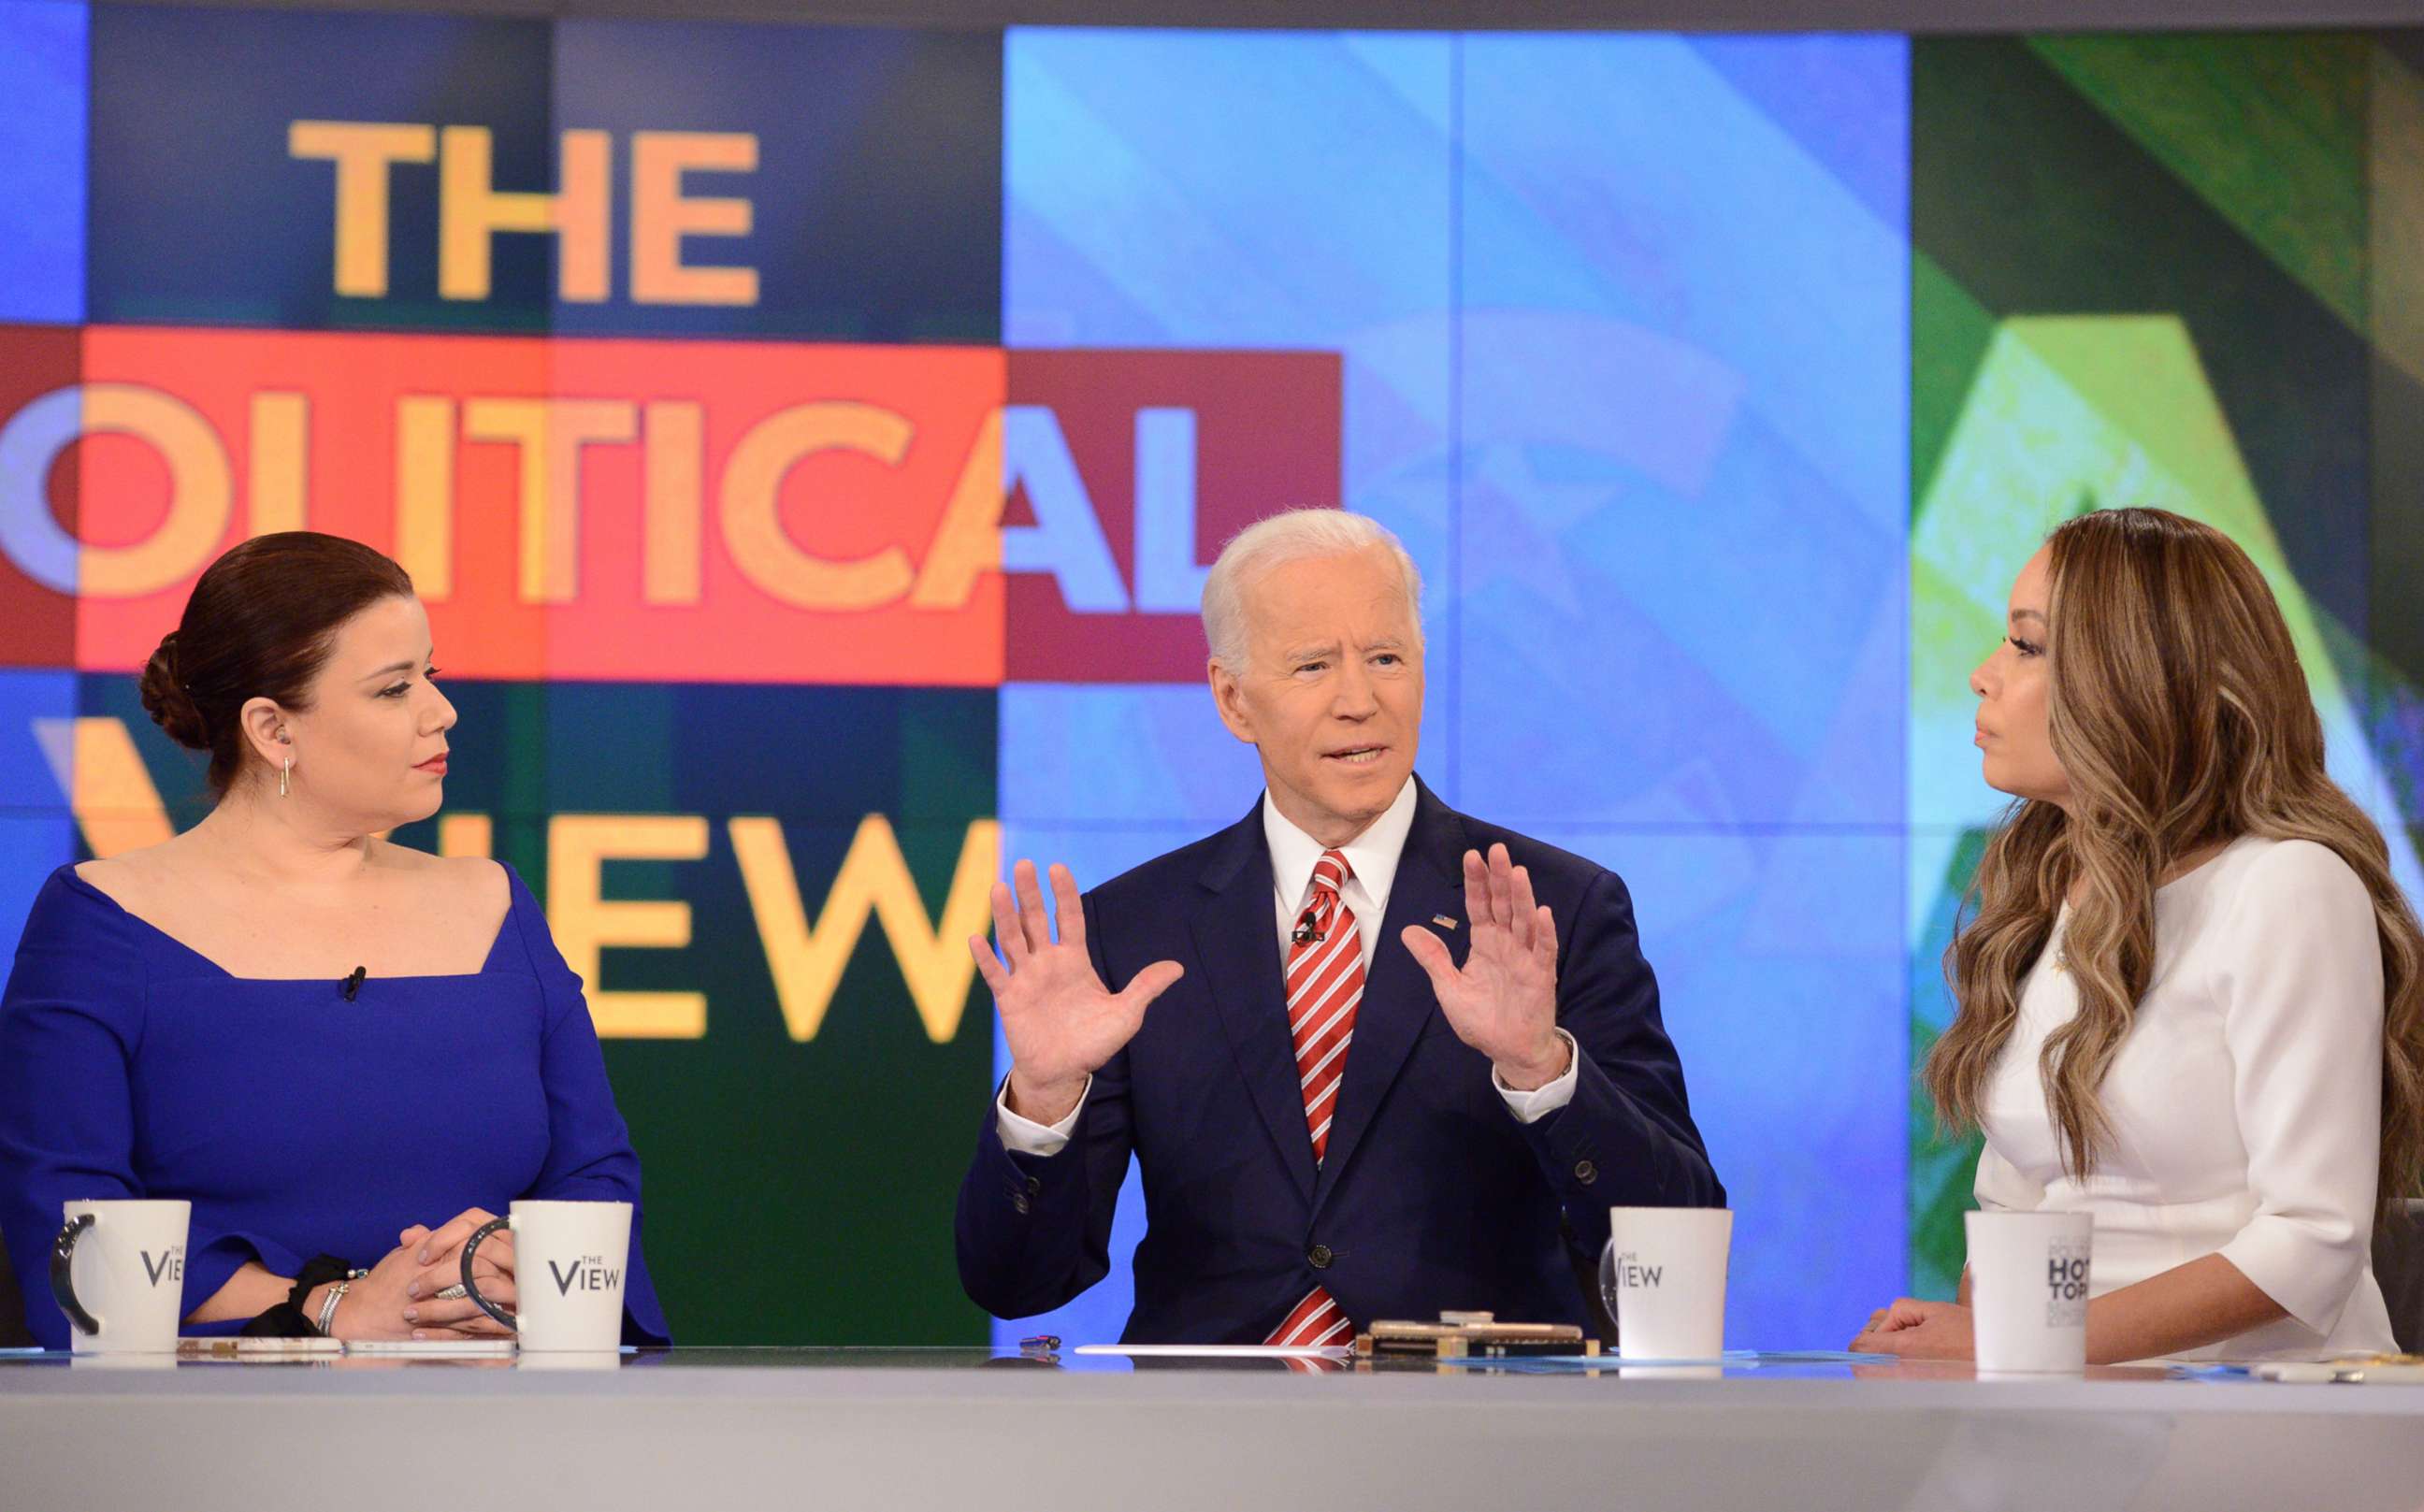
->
[1854,507,2424,1363]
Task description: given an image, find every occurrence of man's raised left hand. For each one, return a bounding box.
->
[1402,842,1569,1090]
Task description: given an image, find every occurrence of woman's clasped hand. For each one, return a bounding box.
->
[1847,1298,1972,1360]
[321,1208,518,1341]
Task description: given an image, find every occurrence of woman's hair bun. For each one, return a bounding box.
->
[138,631,209,750]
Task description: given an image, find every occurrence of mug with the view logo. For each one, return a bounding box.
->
[460,1200,631,1352]
[50,1199,191,1353]
[1966,1210,2092,1374]
[1600,1206,1732,1361]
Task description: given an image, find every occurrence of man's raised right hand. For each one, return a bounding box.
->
[969,858,1184,1127]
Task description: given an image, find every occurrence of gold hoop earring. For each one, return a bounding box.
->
[280,758,292,799]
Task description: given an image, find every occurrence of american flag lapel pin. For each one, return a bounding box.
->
[1433,914,1458,930]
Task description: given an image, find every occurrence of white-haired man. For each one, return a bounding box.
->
[959,509,1721,1346]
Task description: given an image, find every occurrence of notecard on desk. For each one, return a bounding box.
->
[178,1336,342,1359]
[344,1339,517,1357]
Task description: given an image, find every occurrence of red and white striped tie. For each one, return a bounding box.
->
[1264,848,1362,1352]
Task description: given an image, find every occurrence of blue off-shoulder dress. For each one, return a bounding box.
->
[0,862,669,1349]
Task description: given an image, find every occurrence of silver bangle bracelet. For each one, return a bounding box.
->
[316,1279,351,1336]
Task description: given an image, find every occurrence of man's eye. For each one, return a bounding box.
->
[1296,662,1325,674]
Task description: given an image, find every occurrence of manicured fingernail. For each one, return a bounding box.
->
[405,1281,419,1299]
[403,1307,418,1321]
[417,1246,429,1263]
[411,1330,426,1340]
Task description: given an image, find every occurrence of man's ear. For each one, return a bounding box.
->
[1207,658,1257,745]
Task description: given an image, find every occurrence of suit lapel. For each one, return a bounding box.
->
[1312,778,1470,1216]
[1189,801,1319,1203]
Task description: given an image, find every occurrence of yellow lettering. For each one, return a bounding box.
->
[33,718,175,859]
[642,401,704,604]
[74,385,231,598]
[394,396,456,598]
[438,813,493,858]
[720,402,916,611]
[909,407,1005,608]
[462,398,639,603]
[731,814,999,1044]
[548,814,710,1039]
[248,392,308,537]
[288,122,436,298]
[630,132,760,307]
[440,126,612,303]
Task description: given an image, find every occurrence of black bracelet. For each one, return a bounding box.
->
[239,1255,357,1338]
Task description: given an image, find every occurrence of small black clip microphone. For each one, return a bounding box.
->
[1291,909,1324,947]
[342,966,366,1002]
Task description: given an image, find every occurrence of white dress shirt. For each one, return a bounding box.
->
[1974,835,2398,1361]
[999,779,1579,1154]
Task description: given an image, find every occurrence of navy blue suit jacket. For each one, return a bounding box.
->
[955,777,1722,1342]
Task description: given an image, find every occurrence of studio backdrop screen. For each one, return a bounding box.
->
[1,5,2417,1348]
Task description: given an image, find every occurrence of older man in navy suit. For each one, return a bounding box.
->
[958,510,1721,1346]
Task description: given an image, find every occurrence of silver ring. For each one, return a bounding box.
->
[433,1283,469,1301]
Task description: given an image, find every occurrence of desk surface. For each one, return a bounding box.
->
[4,1347,2419,1512]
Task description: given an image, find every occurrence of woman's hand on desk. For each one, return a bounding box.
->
[313,1215,516,1339]
[310,1236,445,1340]
[397,1211,518,1338]
[1848,1297,1973,1360]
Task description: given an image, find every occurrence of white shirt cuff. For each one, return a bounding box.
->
[1493,1029,1580,1124]
[996,1075,1089,1157]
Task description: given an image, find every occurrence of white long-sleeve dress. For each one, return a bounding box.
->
[1974,835,2399,1361]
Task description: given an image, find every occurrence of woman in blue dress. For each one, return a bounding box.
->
[0,532,668,1346]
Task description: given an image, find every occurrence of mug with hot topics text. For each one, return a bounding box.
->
[1966,1210,2093,1375]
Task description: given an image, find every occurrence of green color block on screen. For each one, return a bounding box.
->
[1911,252,1998,522]
[1912,314,2380,816]
[2028,33,2369,335]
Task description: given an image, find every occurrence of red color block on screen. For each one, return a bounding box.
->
[1003,349,1342,684]
[0,327,1340,688]
[0,325,84,668]
[60,325,1006,686]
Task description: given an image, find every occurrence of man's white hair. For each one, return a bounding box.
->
[1201,509,1424,667]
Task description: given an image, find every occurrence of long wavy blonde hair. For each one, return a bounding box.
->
[1924,508,2424,1221]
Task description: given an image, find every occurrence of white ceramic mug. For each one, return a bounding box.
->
[1601,1206,1732,1361]
[460,1200,631,1352]
[50,1199,191,1354]
[1966,1210,2093,1374]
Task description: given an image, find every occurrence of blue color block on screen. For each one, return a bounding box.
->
[1542,828,1907,1349]
[0,670,79,961]
[1455,33,1910,832]
[1006,29,1451,351]
[0,0,87,324]
[1004,29,1460,796]
[998,684,1261,828]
